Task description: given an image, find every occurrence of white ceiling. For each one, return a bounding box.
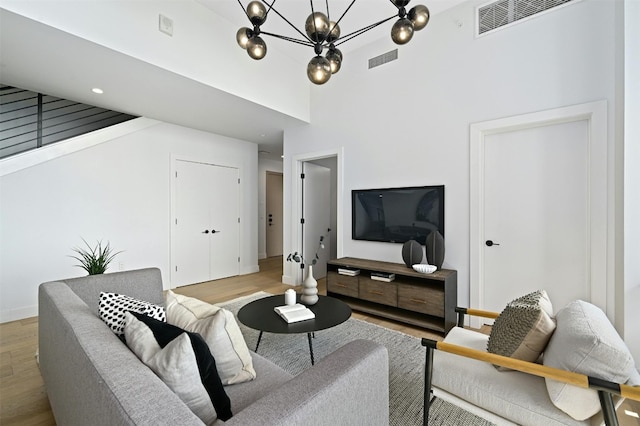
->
[0,1,466,160]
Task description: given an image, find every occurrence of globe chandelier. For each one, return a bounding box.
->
[235,0,430,85]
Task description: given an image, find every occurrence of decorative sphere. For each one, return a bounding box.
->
[307,56,332,85]
[409,4,430,31]
[305,12,330,42]
[326,48,342,74]
[326,21,341,42]
[236,27,252,49]
[391,0,411,7]
[246,1,267,26]
[391,18,414,45]
[246,36,267,59]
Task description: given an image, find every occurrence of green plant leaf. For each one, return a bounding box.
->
[69,238,122,275]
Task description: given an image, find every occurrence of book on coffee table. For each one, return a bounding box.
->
[274,304,315,323]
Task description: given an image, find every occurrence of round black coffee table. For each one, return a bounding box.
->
[237,294,351,365]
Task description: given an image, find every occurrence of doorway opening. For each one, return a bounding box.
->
[289,149,342,285]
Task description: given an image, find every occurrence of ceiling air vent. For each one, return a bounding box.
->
[478,0,575,35]
[368,49,398,69]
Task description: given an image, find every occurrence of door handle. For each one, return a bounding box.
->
[485,240,500,247]
[211,229,219,234]
[202,230,210,234]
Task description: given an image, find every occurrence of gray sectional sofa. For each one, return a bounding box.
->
[38,268,389,425]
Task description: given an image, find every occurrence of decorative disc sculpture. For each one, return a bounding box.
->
[401,239,423,268]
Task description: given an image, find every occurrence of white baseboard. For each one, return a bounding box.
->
[282,274,298,286]
[240,265,260,275]
[0,305,38,323]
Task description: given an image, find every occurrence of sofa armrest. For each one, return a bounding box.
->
[423,337,640,400]
[225,339,389,426]
[454,307,500,327]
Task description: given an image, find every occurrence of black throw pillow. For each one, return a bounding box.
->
[130,311,232,421]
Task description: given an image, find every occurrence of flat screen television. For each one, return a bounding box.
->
[352,185,444,245]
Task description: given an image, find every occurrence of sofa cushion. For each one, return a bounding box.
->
[124,312,232,423]
[543,300,636,421]
[486,289,556,369]
[99,292,165,335]
[165,290,256,385]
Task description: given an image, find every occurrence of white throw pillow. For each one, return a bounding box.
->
[543,300,637,421]
[165,290,256,385]
[124,312,217,425]
[99,292,165,335]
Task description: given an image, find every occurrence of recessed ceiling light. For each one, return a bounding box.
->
[92,88,104,94]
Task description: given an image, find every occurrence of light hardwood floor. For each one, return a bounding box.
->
[1,257,638,425]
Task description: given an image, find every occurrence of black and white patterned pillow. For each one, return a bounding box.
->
[99,292,165,335]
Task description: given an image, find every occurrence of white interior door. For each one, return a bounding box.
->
[482,120,590,313]
[302,162,331,279]
[266,172,283,257]
[174,160,213,286]
[173,160,239,287]
[209,165,240,281]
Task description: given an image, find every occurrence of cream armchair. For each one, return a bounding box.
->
[422,305,640,426]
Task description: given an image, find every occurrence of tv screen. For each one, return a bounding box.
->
[352,185,444,245]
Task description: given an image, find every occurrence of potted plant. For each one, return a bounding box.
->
[70,239,122,275]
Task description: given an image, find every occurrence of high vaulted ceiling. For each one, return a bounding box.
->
[0,1,466,160]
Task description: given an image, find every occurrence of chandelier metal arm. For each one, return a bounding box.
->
[259,31,315,48]
[237,0,251,21]
[331,0,357,31]
[262,0,276,17]
[262,1,313,44]
[334,15,397,46]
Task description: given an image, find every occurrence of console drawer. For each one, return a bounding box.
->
[359,278,397,307]
[327,272,359,298]
[397,284,444,316]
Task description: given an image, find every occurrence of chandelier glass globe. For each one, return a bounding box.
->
[307,56,332,85]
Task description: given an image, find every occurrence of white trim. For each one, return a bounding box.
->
[469,100,609,328]
[0,305,38,323]
[0,117,160,176]
[283,147,344,286]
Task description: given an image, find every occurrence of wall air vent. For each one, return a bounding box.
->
[368,49,398,69]
[477,0,576,36]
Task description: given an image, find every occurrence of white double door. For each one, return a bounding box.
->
[173,160,240,287]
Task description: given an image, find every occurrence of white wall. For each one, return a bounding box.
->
[258,157,283,259]
[0,119,258,322]
[283,0,621,312]
[624,0,640,362]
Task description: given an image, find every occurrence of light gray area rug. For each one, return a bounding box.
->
[219,292,494,426]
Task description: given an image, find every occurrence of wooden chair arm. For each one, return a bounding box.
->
[454,307,500,327]
[421,338,640,402]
